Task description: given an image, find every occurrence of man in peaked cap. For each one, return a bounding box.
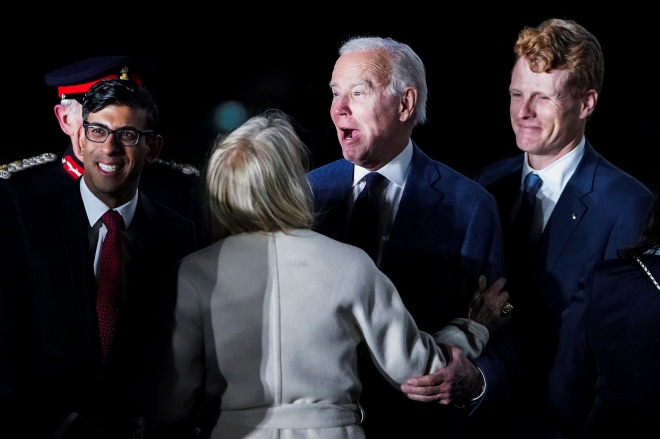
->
[1,55,211,249]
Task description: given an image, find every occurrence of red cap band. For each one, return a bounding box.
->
[57,72,143,98]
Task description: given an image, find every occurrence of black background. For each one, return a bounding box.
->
[5,9,658,193]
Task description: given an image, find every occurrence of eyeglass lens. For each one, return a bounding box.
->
[85,126,140,146]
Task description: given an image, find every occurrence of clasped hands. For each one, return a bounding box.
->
[399,275,510,405]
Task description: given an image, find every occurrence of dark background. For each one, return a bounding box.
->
[5,10,658,193]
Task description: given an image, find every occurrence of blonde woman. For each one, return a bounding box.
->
[145,110,496,439]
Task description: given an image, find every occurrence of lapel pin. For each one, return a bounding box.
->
[572,213,577,220]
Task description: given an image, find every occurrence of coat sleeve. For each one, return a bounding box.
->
[352,259,488,387]
[433,318,489,361]
[604,190,654,259]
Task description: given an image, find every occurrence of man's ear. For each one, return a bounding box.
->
[56,104,85,161]
[54,104,76,135]
[74,125,86,157]
[580,89,598,120]
[146,135,163,163]
[399,87,418,123]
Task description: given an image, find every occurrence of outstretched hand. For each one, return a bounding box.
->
[399,345,484,405]
[469,275,511,332]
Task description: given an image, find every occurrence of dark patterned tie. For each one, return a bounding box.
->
[97,209,124,359]
[346,172,385,262]
[508,172,543,260]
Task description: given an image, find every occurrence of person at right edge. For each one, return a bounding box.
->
[473,18,654,438]
[549,183,660,437]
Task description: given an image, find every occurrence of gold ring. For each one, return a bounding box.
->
[501,302,514,317]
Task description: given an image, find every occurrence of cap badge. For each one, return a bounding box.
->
[119,66,130,81]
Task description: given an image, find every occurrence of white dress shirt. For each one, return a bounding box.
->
[348,139,413,267]
[516,137,585,243]
[79,178,138,277]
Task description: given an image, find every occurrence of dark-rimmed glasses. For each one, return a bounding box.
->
[83,123,155,147]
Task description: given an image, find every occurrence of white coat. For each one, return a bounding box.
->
[149,229,488,438]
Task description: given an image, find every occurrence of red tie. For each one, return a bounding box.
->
[97,209,124,359]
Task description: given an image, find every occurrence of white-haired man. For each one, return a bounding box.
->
[308,36,518,437]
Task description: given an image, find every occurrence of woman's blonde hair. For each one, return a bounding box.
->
[204,110,314,239]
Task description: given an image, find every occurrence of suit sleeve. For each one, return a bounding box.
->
[464,191,520,410]
[604,191,654,259]
[548,263,597,439]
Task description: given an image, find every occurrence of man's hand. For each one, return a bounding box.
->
[469,275,511,332]
[399,345,485,405]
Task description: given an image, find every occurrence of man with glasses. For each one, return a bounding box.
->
[1,56,211,248]
[0,79,197,438]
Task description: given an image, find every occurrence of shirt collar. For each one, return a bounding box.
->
[79,178,138,228]
[522,136,585,194]
[352,139,413,187]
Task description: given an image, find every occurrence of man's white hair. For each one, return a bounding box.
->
[339,36,428,127]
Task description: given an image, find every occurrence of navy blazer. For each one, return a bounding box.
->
[474,139,653,436]
[308,143,518,437]
[0,179,197,437]
[549,254,660,438]
[475,140,652,342]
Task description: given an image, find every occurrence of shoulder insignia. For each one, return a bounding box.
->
[151,158,201,177]
[0,153,58,180]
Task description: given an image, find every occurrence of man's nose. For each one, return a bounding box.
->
[516,97,535,119]
[332,95,351,116]
[100,134,123,155]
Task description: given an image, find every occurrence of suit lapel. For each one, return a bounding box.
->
[536,141,599,275]
[385,144,443,260]
[58,185,99,354]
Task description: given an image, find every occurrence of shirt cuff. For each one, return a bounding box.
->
[470,366,487,401]
[453,366,486,408]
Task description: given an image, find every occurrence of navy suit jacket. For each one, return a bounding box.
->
[549,254,660,438]
[308,143,518,436]
[0,179,197,437]
[475,140,653,359]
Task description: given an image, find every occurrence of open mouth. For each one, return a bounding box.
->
[341,128,359,140]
